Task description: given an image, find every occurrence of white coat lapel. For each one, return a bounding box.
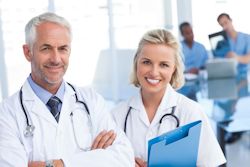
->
[22,81,57,126]
[129,93,151,127]
[151,84,179,131]
[57,83,76,127]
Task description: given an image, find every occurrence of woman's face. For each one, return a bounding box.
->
[136,43,176,96]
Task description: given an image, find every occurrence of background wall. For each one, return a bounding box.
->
[1,0,250,102]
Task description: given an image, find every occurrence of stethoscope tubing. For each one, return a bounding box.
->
[124,106,179,133]
[19,88,30,127]
[19,83,90,137]
[67,82,90,115]
[159,106,179,127]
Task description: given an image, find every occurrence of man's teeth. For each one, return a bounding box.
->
[147,78,160,84]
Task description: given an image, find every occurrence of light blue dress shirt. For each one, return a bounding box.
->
[228,32,250,75]
[27,75,65,111]
[181,41,208,72]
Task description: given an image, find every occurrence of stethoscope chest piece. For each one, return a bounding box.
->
[24,125,35,137]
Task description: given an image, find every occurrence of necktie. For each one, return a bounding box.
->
[47,96,61,122]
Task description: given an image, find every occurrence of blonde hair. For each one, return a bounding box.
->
[130,29,185,89]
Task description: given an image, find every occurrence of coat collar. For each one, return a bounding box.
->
[21,80,76,126]
[127,84,179,127]
[128,84,178,111]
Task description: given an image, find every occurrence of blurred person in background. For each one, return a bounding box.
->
[217,13,250,75]
[179,22,208,75]
[178,22,208,101]
[217,12,250,143]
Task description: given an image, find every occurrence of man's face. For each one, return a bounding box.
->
[23,22,71,92]
[181,25,194,43]
[218,16,234,33]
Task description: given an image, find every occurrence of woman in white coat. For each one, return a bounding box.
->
[0,12,134,167]
[112,29,226,167]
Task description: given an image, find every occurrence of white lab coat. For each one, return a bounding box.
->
[112,84,226,167]
[0,80,134,167]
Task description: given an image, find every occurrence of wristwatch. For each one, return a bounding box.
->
[45,160,54,167]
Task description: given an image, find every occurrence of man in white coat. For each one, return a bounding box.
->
[0,12,134,167]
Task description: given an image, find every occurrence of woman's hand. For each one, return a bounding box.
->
[135,157,147,167]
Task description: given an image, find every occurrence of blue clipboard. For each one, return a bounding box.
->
[148,120,202,167]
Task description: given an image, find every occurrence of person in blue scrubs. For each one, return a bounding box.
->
[217,13,250,143]
[217,13,250,75]
[179,22,208,74]
[178,22,208,101]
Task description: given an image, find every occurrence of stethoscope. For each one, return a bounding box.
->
[124,106,179,133]
[19,82,91,151]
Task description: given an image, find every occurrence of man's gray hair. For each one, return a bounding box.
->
[25,12,72,48]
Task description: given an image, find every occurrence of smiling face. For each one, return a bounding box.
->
[23,22,71,93]
[136,44,176,96]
